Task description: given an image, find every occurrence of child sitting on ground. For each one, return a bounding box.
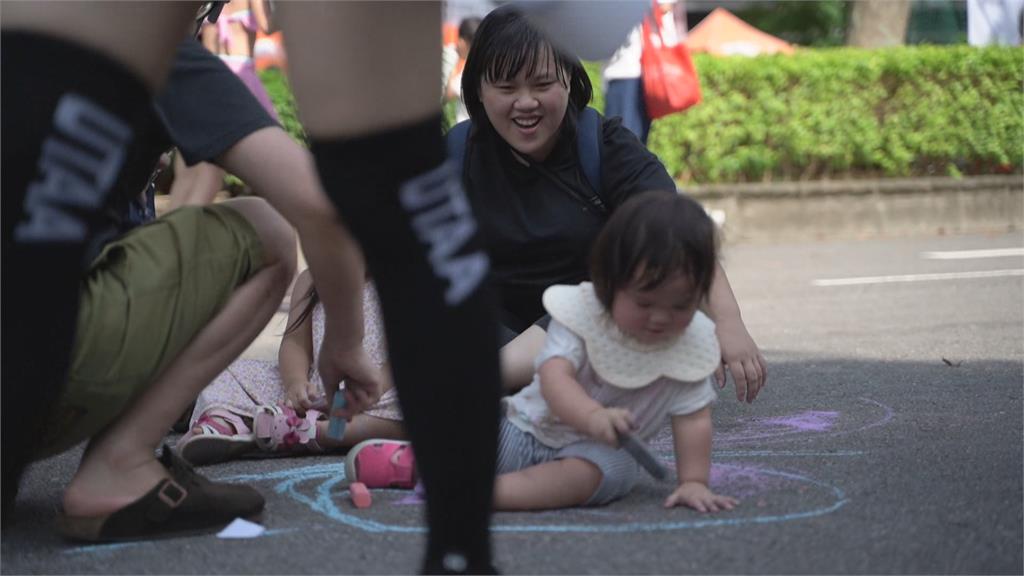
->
[347,190,740,512]
[176,269,404,465]
[492,189,737,511]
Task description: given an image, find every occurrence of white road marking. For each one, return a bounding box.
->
[813,269,1024,287]
[922,248,1024,260]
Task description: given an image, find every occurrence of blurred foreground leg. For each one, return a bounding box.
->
[278,2,501,573]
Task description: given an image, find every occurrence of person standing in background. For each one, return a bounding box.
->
[602,0,683,145]
[446,17,482,124]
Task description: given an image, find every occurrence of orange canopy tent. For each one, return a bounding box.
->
[686,7,795,56]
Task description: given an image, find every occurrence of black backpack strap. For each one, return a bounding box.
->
[576,107,602,201]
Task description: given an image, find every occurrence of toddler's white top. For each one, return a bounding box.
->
[505,283,719,449]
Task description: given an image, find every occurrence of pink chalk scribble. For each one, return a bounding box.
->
[760,411,839,432]
[394,493,424,506]
[713,410,839,445]
[709,463,789,498]
[712,397,895,447]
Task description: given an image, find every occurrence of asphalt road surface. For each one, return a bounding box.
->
[4,231,1022,575]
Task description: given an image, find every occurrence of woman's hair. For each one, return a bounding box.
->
[461,4,593,124]
[590,190,718,311]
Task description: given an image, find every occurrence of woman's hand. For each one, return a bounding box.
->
[714,317,767,403]
[664,481,738,513]
[585,407,635,447]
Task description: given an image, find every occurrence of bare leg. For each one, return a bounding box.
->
[1,2,195,92]
[186,366,406,454]
[277,3,439,138]
[1,1,201,508]
[168,154,226,210]
[277,4,501,571]
[493,458,602,511]
[62,198,296,517]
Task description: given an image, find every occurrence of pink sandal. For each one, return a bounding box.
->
[253,404,324,454]
[344,439,417,489]
[175,408,256,466]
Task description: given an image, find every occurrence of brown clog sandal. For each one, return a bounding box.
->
[57,445,264,542]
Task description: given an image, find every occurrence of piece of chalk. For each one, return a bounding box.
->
[326,393,347,440]
[618,431,670,481]
[350,482,372,508]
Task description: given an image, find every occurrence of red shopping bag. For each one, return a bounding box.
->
[641,8,701,119]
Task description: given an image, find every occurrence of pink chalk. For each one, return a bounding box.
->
[350,482,372,508]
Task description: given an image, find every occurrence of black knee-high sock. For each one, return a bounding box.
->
[1,32,158,511]
[311,117,501,573]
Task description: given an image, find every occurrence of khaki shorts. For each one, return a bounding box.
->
[36,204,264,458]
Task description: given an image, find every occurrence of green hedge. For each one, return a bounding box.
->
[259,67,307,145]
[262,46,1023,186]
[645,46,1023,184]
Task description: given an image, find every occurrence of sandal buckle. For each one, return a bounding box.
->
[157,479,188,508]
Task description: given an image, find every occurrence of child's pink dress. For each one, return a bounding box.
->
[189,283,401,428]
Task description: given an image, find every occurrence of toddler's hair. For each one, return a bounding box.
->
[590,190,717,311]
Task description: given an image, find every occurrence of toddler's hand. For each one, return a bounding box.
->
[585,407,634,447]
[664,481,738,513]
[284,379,320,413]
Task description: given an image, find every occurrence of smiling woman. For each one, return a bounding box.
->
[479,54,570,162]
[455,5,767,403]
[458,6,673,344]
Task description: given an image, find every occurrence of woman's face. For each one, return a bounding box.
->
[479,49,570,162]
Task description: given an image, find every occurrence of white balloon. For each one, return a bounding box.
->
[516,0,649,61]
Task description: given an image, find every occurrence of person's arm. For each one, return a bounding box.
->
[277,269,319,411]
[216,126,384,416]
[499,324,546,392]
[199,21,219,54]
[703,262,767,403]
[538,357,634,446]
[663,407,737,512]
[445,66,462,102]
[252,0,277,34]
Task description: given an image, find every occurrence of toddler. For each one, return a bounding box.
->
[493,189,738,512]
[176,269,404,465]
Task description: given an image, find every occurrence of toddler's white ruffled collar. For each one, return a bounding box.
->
[542,282,720,389]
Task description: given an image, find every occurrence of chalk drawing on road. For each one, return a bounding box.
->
[200,397,895,537]
[706,396,895,448]
[211,461,846,535]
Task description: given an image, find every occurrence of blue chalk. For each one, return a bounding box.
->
[327,393,347,440]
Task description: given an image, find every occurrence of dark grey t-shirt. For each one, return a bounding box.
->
[100,38,278,257]
[156,38,279,167]
[465,113,676,332]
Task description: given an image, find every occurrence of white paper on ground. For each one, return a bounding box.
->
[217,518,266,539]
